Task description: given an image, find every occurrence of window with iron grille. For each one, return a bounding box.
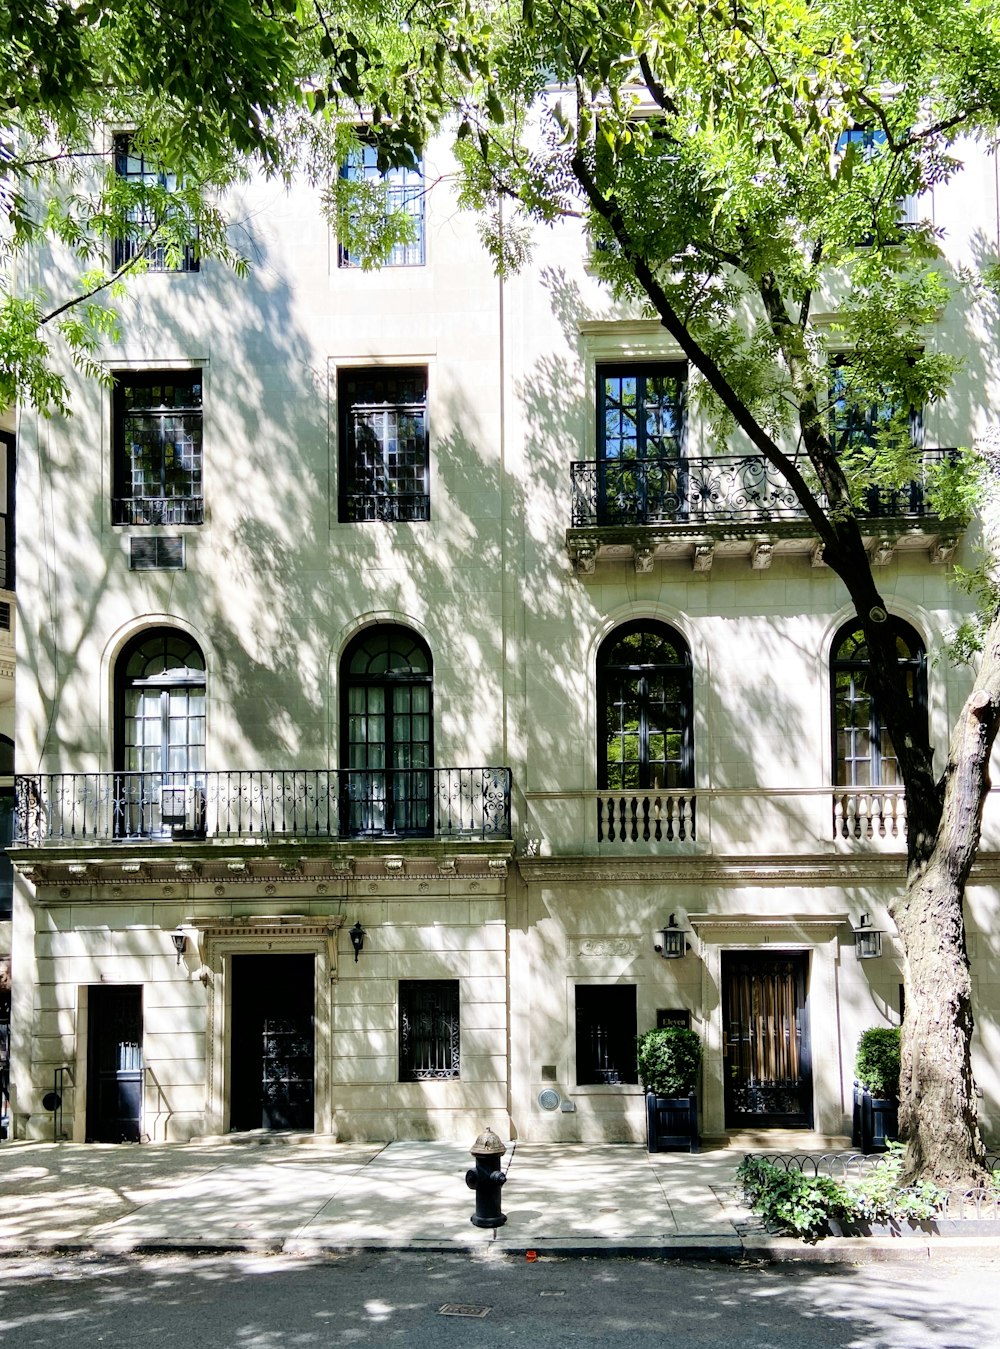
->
[338,367,429,522]
[399,981,460,1081]
[113,371,203,526]
[113,133,198,272]
[575,985,637,1085]
[338,141,425,268]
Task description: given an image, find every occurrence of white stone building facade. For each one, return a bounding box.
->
[6,129,1000,1147]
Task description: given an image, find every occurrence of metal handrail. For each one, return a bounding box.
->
[14,766,513,846]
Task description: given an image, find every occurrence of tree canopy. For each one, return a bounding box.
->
[451,0,1000,1185]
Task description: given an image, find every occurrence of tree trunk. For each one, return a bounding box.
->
[889,616,1000,1187]
[892,873,986,1188]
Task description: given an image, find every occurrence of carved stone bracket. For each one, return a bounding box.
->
[871,537,896,567]
[692,543,714,572]
[930,535,958,565]
[750,541,773,570]
[574,546,597,575]
[810,541,826,568]
[634,546,655,574]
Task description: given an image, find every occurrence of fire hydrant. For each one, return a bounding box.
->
[465,1125,508,1228]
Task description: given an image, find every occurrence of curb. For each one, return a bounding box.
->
[3,1233,1000,1263]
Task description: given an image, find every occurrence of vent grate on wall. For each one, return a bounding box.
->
[129,537,185,570]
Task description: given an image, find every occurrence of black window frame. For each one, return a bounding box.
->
[828,354,923,458]
[575,985,637,1086]
[340,624,434,837]
[597,621,694,791]
[596,362,687,525]
[114,628,207,839]
[0,430,13,592]
[399,980,460,1081]
[337,140,426,269]
[831,618,927,788]
[112,369,204,526]
[338,366,429,523]
[112,132,199,273]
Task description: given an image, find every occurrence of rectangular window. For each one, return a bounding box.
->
[113,133,198,273]
[338,367,429,522]
[835,128,919,243]
[575,985,637,1085]
[399,980,460,1081]
[112,371,204,525]
[338,142,425,268]
[596,363,686,526]
[829,356,922,456]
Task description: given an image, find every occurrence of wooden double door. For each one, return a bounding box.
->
[722,951,813,1129]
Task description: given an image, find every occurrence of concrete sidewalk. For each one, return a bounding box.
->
[0,1136,996,1263]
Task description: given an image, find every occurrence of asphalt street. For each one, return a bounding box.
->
[0,1251,998,1348]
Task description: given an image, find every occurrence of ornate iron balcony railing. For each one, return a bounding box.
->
[112,496,204,526]
[570,450,959,528]
[14,767,512,846]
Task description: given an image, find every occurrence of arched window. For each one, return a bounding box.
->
[597,622,693,790]
[115,629,206,836]
[831,619,926,786]
[341,625,433,836]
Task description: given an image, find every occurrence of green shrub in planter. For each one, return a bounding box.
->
[636,1027,701,1097]
[855,1026,901,1098]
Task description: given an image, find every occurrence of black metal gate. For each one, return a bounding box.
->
[722,951,812,1128]
[86,985,143,1142]
[230,953,315,1131]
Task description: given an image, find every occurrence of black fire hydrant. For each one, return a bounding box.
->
[465,1126,508,1228]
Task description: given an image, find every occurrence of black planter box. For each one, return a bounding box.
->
[852,1084,899,1153]
[646,1091,699,1153]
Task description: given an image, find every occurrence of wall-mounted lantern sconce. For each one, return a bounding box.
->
[654,914,688,959]
[854,914,883,961]
[170,928,187,966]
[349,921,366,963]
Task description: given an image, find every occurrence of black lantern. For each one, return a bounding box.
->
[170,928,187,966]
[656,914,688,959]
[854,914,883,960]
[349,921,366,963]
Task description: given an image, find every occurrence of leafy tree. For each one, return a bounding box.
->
[1,0,490,413]
[452,0,1000,1185]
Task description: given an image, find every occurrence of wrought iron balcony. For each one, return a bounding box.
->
[14,767,512,846]
[569,450,958,528]
[112,496,204,526]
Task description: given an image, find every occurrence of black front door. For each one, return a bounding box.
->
[230,954,315,1131]
[86,985,143,1142]
[723,951,812,1128]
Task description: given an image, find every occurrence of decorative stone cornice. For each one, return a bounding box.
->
[516,850,1000,884]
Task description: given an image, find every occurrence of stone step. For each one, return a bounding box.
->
[703,1130,853,1152]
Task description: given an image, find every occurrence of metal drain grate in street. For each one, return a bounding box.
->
[438,1304,493,1318]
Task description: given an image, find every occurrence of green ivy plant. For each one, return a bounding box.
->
[736,1156,853,1244]
[736,1147,953,1242]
